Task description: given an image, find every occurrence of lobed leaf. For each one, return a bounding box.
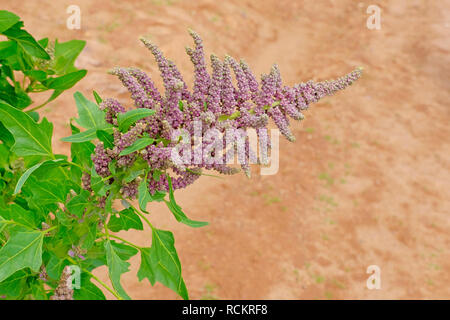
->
[107,208,143,232]
[0,231,44,282]
[0,270,28,299]
[66,190,90,218]
[73,273,106,300]
[105,240,131,300]
[137,228,188,300]
[0,101,53,157]
[53,39,86,75]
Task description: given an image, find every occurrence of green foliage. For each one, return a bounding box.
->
[0,10,20,33]
[73,91,109,130]
[107,208,143,232]
[138,174,153,213]
[165,175,208,228]
[104,240,131,300]
[119,137,154,156]
[0,231,44,282]
[0,101,53,157]
[0,10,197,301]
[0,11,86,110]
[117,108,155,132]
[138,228,188,300]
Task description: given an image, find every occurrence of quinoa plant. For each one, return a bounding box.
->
[0,10,362,300]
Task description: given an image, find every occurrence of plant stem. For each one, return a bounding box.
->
[101,175,113,182]
[27,99,51,112]
[89,273,123,300]
[100,233,142,250]
[42,226,57,234]
[67,257,123,300]
[104,217,111,240]
[131,204,154,230]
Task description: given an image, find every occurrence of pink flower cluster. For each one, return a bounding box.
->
[92,30,362,197]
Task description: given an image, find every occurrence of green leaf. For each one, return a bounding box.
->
[81,223,98,250]
[25,175,67,204]
[31,279,48,300]
[0,10,20,33]
[137,248,155,284]
[96,129,114,149]
[14,86,32,109]
[42,69,87,90]
[73,273,106,300]
[137,228,188,300]
[165,175,208,228]
[119,137,154,156]
[14,163,42,195]
[69,122,95,167]
[218,110,240,122]
[149,190,166,202]
[61,128,96,143]
[153,170,162,181]
[24,70,47,82]
[62,127,113,143]
[66,191,89,218]
[104,240,131,300]
[107,208,143,232]
[1,203,39,229]
[46,253,68,280]
[0,144,9,168]
[2,23,50,59]
[138,177,152,213]
[117,108,155,132]
[0,102,53,157]
[89,167,103,194]
[53,39,86,75]
[38,37,48,48]
[0,270,28,299]
[26,111,39,122]
[14,159,63,195]
[0,40,17,60]
[73,91,108,130]
[123,169,144,184]
[0,230,44,282]
[93,90,102,105]
[110,241,138,261]
[0,121,14,148]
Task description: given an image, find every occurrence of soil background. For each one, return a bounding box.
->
[2,0,449,299]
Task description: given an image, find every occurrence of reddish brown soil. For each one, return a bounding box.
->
[3,0,449,299]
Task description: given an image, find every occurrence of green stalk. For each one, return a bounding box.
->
[131,204,154,230]
[67,257,123,300]
[100,233,142,250]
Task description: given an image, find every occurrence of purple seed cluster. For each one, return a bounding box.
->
[92,30,362,197]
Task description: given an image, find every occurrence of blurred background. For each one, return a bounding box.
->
[2,0,449,299]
